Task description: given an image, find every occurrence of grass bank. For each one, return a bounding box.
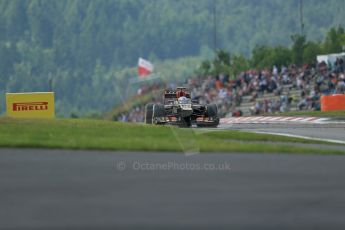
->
[0,117,343,154]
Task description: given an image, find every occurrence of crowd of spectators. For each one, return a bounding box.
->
[295,58,345,111]
[118,57,345,122]
[251,58,345,114]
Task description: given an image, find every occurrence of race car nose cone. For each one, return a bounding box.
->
[180,110,193,118]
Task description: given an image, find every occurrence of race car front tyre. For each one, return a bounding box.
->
[145,103,154,124]
[153,104,165,117]
[203,104,219,127]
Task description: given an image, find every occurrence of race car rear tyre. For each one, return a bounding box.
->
[145,103,154,124]
[206,104,218,117]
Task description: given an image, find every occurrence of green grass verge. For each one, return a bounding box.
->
[200,130,338,145]
[270,110,345,118]
[0,117,344,154]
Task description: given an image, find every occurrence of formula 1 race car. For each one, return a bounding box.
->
[145,87,219,127]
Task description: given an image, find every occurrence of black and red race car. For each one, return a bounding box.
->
[145,87,219,127]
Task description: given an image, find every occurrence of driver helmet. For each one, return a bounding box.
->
[176,90,186,98]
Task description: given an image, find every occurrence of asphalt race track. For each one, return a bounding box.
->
[225,123,345,143]
[1,148,345,230]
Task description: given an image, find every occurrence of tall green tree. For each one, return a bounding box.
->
[303,41,322,64]
[291,34,306,65]
[323,26,345,53]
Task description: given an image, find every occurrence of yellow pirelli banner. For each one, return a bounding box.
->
[6,92,55,118]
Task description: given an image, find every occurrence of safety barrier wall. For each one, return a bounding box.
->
[6,92,55,118]
[321,94,345,111]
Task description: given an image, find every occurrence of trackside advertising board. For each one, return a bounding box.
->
[6,92,55,118]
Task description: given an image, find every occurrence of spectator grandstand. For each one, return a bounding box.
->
[115,58,345,122]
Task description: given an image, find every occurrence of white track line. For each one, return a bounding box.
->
[252,131,345,145]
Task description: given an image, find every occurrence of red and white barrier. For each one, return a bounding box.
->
[220,116,329,124]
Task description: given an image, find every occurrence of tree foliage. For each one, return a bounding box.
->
[0,0,344,115]
[291,34,306,65]
[198,26,345,77]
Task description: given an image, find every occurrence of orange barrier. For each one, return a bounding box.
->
[321,94,345,111]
